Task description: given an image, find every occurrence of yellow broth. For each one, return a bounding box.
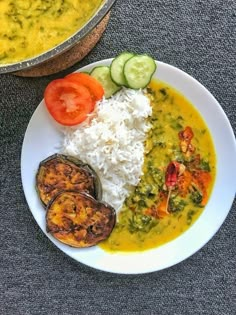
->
[100,79,216,252]
[0,0,104,64]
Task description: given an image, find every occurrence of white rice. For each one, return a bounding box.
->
[62,88,152,212]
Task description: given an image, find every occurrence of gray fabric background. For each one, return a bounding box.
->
[0,0,235,314]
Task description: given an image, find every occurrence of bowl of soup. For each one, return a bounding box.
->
[0,0,116,74]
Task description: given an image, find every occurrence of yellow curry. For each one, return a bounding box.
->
[100,80,216,252]
[0,0,104,64]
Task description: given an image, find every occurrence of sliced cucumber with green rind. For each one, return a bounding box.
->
[124,54,157,89]
[90,66,121,98]
[110,51,135,86]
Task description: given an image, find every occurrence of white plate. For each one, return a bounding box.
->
[21,59,236,274]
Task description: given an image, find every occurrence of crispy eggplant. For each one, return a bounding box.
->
[46,191,116,247]
[36,154,102,207]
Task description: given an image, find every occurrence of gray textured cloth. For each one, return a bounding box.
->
[0,1,235,314]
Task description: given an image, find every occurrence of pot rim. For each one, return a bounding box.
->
[0,0,116,74]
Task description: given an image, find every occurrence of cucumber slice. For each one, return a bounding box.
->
[124,54,157,89]
[90,66,121,98]
[110,51,135,86]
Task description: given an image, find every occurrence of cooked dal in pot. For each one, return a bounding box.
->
[100,80,216,252]
[0,0,104,64]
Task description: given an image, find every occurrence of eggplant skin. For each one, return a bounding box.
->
[36,154,102,207]
[46,191,116,248]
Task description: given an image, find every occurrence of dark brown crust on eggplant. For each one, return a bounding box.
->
[46,191,116,247]
[36,154,102,207]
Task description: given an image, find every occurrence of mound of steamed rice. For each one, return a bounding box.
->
[62,88,152,212]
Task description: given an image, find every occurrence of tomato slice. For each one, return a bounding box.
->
[44,79,94,126]
[65,72,104,101]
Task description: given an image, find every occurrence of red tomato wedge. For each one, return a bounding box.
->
[44,79,94,126]
[65,72,104,101]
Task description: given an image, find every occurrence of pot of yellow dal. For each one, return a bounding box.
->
[0,0,116,74]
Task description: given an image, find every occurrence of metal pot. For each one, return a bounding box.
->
[0,0,116,74]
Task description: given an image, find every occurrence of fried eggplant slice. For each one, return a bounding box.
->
[36,154,102,207]
[46,191,116,247]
